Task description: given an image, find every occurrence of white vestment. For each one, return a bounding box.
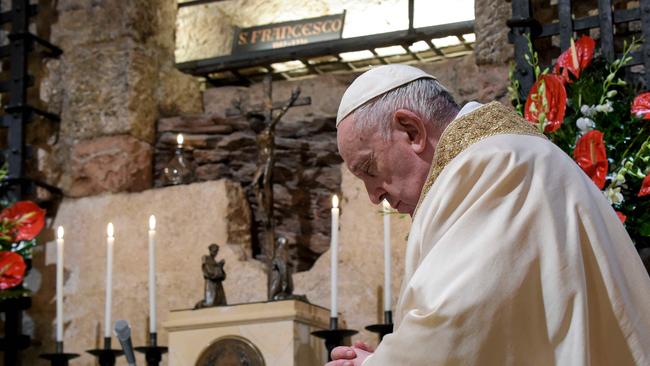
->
[363,102,650,365]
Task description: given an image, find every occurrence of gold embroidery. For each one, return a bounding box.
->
[414,102,544,215]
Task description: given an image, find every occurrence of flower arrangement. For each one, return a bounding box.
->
[510,35,650,253]
[0,199,45,299]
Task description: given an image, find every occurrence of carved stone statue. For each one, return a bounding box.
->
[195,244,227,309]
[268,236,307,302]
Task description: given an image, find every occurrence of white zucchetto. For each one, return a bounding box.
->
[336,64,437,126]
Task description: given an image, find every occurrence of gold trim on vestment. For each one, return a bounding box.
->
[414,101,544,215]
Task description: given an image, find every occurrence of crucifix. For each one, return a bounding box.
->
[229,75,311,301]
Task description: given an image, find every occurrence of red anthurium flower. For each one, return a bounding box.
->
[615,211,627,224]
[0,251,26,290]
[573,130,608,189]
[639,174,650,197]
[553,35,596,83]
[631,92,650,120]
[524,74,567,133]
[0,201,46,241]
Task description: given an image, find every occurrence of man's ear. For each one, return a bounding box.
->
[391,109,427,154]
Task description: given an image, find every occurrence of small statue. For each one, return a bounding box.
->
[268,236,307,302]
[195,244,227,309]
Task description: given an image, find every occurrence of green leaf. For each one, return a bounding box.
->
[639,222,650,237]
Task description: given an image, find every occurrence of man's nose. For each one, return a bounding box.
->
[364,181,385,205]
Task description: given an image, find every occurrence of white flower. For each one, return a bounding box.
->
[580,104,596,117]
[595,100,614,113]
[576,117,596,134]
[604,187,624,205]
[612,174,626,187]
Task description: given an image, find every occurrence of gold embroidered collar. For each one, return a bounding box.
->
[414,101,543,215]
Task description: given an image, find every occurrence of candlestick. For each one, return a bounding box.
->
[105,223,114,339]
[148,215,157,334]
[330,194,340,318]
[56,226,64,342]
[382,200,392,312]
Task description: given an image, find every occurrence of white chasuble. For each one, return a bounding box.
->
[363,102,650,365]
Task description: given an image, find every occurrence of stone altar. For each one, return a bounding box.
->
[164,300,331,366]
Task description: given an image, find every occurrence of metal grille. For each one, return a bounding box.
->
[0,0,62,202]
[507,0,650,100]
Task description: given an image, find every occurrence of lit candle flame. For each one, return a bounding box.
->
[177,133,184,146]
[107,222,114,238]
[382,199,391,210]
[149,215,156,231]
[57,226,64,240]
[332,194,339,208]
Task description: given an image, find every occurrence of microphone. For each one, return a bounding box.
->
[114,320,137,366]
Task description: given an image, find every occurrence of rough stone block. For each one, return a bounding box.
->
[53,0,168,47]
[157,64,203,117]
[474,0,513,65]
[70,135,153,197]
[58,39,157,142]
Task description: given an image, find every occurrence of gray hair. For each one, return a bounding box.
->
[350,78,459,139]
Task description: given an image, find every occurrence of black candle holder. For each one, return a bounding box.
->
[135,332,168,366]
[86,337,123,366]
[365,310,394,342]
[39,341,80,366]
[311,317,358,362]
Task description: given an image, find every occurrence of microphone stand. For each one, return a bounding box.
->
[39,341,80,366]
[135,332,168,366]
[86,337,124,366]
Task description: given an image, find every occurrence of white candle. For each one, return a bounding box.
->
[330,195,340,318]
[382,200,392,312]
[148,215,157,334]
[56,226,64,342]
[104,223,114,339]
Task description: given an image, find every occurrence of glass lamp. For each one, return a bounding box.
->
[163,133,194,185]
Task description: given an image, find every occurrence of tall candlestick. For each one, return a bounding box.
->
[330,195,340,319]
[104,223,114,338]
[56,226,64,342]
[148,215,157,334]
[382,200,392,312]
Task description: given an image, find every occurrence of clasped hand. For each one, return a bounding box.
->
[325,341,373,366]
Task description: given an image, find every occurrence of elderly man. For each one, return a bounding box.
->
[329,65,650,365]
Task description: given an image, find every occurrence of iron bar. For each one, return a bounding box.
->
[177,20,474,76]
[509,0,535,101]
[558,0,573,50]
[640,0,650,88]
[598,0,615,61]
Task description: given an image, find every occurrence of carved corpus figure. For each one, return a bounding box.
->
[195,243,227,309]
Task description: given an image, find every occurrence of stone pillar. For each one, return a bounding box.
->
[474,0,513,65]
[40,0,202,197]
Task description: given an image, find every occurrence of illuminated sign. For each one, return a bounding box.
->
[232,13,345,54]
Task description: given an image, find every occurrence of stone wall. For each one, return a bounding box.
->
[38,0,202,198]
